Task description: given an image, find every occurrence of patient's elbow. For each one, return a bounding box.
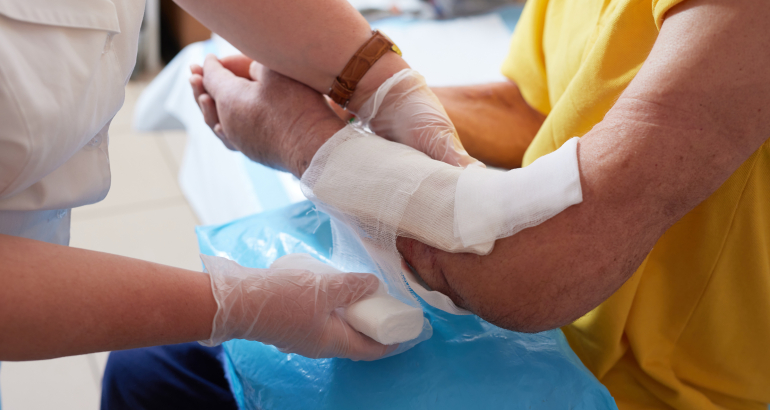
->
[463,265,607,334]
[472,290,585,334]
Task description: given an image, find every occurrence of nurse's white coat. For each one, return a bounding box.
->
[0,0,145,244]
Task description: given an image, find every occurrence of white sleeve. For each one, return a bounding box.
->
[0,0,129,205]
[0,67,32,201]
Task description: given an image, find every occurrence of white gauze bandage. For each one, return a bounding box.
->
[270,253,425,345]
[301,125,582,313]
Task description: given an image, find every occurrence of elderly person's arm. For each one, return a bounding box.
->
[398,0,770,331]
[432,82,546,169]
[193,0,770,333]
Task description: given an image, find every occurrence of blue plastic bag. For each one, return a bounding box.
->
[197,201,617,410]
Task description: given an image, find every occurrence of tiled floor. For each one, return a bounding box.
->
[1,81,200,410]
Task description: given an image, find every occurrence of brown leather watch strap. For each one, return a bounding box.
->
[329,30,401,109]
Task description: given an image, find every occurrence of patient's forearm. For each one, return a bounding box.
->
[398,110,679,332]
[433,82,545,168]
[399,98,768,332]
[398,0,770,332]
[0,235,216,360]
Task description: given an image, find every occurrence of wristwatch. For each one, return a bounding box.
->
[328,30,402,109]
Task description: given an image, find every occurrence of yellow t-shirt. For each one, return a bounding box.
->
[502,0,770,409]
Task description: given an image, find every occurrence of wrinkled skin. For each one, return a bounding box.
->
[190,55,344,178]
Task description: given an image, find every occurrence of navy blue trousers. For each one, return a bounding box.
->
[101,342,238,410]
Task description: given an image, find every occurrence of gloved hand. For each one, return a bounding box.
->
[199,255,395,361]
[354,69,480,168]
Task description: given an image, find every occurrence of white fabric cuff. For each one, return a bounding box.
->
[454,138,582,248]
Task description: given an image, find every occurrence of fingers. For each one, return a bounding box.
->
[249,61,264,82]
[441,145,483,168]
[326,273,381,309]
[343,329,399,361]
[202,54,238,101]
[190,73,204,102]
[325,315,398,361]
[197,93,219,130]
[445,133,483,168]
[190,71,231,148]
[195,55,255,151]
[190,64,218,131]
[219,54,255,79]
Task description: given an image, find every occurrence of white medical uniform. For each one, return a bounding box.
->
[0,0,145,245]
[0,3,143,404]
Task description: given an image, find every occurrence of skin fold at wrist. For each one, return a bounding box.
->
[287,116,346,178]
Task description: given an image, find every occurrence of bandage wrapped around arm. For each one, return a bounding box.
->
[302,125,582,256]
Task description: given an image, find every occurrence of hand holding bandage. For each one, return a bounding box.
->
[270,253,428,347]
[199,255,396,360]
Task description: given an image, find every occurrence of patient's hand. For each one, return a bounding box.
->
[190,55,345,178]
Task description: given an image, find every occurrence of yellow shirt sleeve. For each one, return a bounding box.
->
[652,0,688,30]
[500,0,551,115]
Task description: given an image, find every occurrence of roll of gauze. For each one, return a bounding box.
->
[269,254,425,345]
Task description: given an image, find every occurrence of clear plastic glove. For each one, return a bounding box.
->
[355,68,481,168]
[198,255,396,361]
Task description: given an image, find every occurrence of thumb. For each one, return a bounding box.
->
[441,143,483,168]
[328,273,381,309]
[249,60,264,82]
[219,54,255,79]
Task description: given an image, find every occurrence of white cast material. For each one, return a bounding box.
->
[270,254,425,345]
[302,125,583,313]
[454,137,583,247]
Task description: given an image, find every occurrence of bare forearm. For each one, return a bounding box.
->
[174,0,408,111]
[0,235,216,361]
[433,81,545,168]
